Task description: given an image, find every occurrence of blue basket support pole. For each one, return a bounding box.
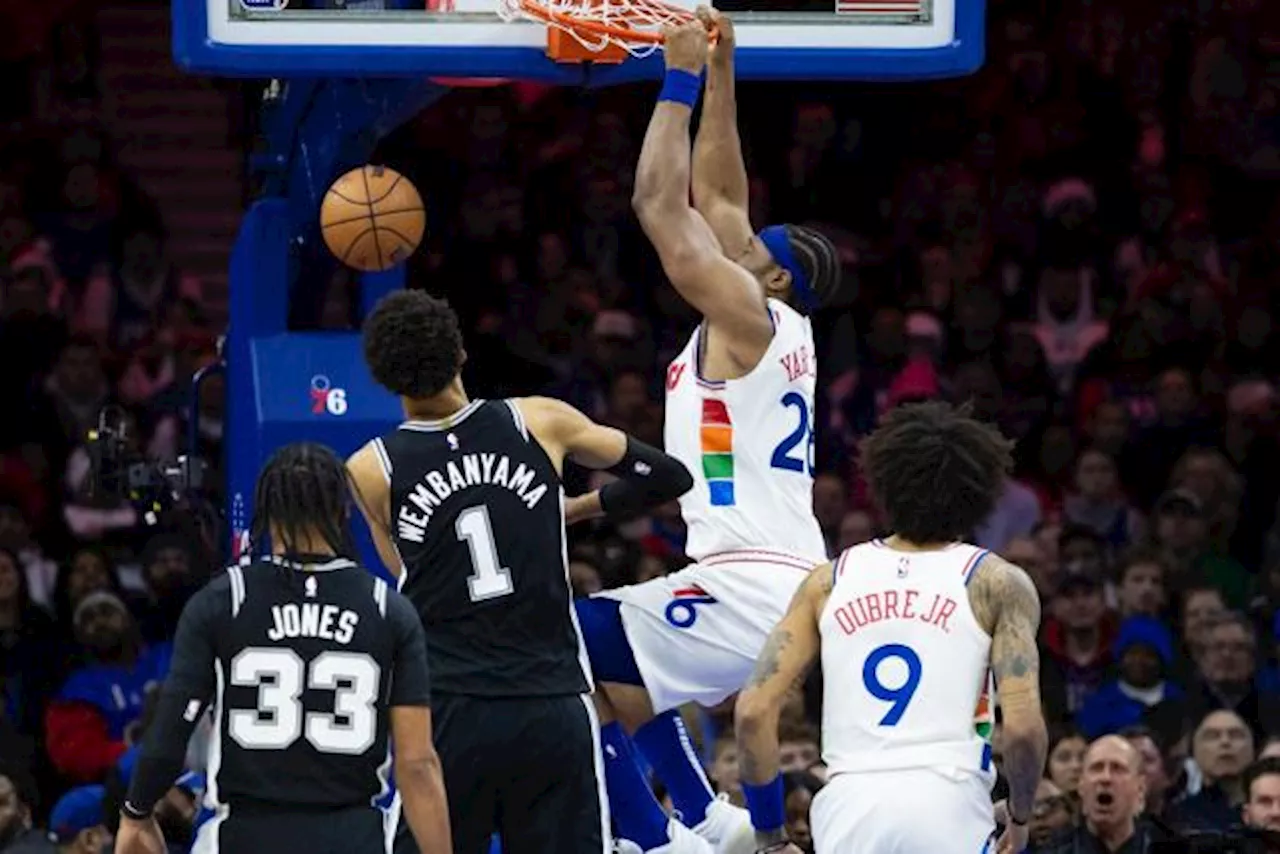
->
[224,78,446,563]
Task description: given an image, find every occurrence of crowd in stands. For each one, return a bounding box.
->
[5,0,1280,850]
[2,3,222,851]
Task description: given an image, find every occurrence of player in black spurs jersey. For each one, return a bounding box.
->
[348,290,694,854]
[115,443,451,854]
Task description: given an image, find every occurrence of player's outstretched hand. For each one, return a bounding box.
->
[663,18,709,74]
[115,816,167,854]
[696,6,735,58]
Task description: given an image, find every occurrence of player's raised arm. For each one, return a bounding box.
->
[691,8,753,257]
[971,555,1046,853]
[632,20,774,361]
[386,593,452,854]
[347,442,404,577]
[516,396,693,525]
[116,585,221,854]
[735,565,830,853]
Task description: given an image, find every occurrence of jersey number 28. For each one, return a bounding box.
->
[229,648,380,754]
[770,392,815,475]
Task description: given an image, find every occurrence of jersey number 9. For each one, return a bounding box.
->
[862,643,922,727]
[770,392,815,476]
[229,648,381,754]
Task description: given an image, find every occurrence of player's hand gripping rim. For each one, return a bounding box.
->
[661,17,710,74]
[695,6,733,59]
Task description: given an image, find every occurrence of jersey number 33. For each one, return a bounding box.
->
[228,648,381,755]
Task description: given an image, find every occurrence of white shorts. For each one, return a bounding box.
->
[811,768,996,854]
[595,549,813,713]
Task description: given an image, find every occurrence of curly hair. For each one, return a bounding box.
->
[860,401,1014,544]
[362,289,464,399]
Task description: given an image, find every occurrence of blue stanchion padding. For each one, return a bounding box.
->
[227,332,402,580]
[250,333,400,424]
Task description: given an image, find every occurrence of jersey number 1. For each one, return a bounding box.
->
[457,505,514,602]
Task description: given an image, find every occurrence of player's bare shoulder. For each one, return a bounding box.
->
[508,396,576,460]
[510,395,628,473]
[789,560,835,615]
[966,553,1041,639]
[346,441,391,519]
[808,559,836,596]
[970,553,1044,719]
[506,396,573,430]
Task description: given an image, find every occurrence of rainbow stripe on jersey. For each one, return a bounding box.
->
[975,670,995,772]
[974,672,994,740]
[701,398,735,506]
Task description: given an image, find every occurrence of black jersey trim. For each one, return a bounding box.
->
[558,489,595,689]
[503,399,530,441]
[371,438,393,483]
[399,399,485,432]
[579,695,612,854]
[227,566,246,617]
[264,555,357,573]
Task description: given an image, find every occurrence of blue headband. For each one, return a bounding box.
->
[757,225,816,310]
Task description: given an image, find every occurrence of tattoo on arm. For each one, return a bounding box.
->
[736,565,830,787]
[746,565,830,696]
[746,629,791,690]
[739,628,794,784]
[738,737,765,784]
[983,557,1046,823]
[987,560,1042,693]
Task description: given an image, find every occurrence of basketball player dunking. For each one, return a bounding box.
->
[573,13,842,854]
[734,403,1049,854]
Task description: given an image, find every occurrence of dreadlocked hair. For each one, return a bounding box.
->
[250,442,358,562]
[860,401,1014,544]
[783,224,842,310]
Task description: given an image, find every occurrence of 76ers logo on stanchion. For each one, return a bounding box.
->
[309,375,348,416]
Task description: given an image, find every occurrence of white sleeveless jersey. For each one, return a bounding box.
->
[819,540,996,780]
[663,299,826,564]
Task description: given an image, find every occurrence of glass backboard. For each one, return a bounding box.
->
[173,0,983,82]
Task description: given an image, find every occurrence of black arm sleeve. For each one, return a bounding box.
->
[386,593,431,708]
[598,435,694,522]
[123,585,220,817]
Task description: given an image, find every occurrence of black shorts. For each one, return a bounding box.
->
[197,803,386,853]
[393,693,606,854]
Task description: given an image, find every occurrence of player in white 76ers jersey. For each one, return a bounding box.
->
[734,403,1048,854]
[568,13,840,854]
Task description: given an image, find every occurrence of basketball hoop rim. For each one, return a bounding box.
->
[510,0,699,48]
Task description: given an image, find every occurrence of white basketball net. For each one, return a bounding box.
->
[496,0,694,57]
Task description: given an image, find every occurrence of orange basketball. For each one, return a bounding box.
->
[320,165,425,272]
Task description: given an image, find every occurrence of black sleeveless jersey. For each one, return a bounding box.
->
[376,398,590,698]
[167,557,430,810]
